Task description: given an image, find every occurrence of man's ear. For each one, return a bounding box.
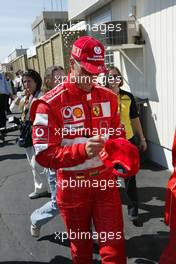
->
[70,58,75,70]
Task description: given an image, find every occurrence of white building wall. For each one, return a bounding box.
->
[68,0,176,168]
[110,0,176,168]
[68,0,98,19]
[68,0,111,20]
[136,1,176,166]
[111,0,129,20]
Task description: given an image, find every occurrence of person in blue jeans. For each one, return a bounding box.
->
[30,66,65,237]
[31,169,58,236]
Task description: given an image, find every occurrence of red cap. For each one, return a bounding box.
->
[71,36,107,74]
[99,138,140,178]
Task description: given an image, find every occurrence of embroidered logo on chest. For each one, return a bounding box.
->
[92,102,110,118]
[93,105,101,117]
[61,104,85,123]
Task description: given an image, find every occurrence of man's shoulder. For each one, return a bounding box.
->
[94,84,117,99]
[95,84,113,93]
[41,82,68,104]
[30,82,68,121]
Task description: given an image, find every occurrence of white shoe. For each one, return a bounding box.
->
[30,224,40,237]
[129,214,139,222]
[28,191,48,199]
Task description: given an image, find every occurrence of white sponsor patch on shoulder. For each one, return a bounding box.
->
[33,113,48,126]
[34,143,48,155]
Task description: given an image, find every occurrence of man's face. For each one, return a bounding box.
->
[51,69,65,88]
[71,59,98,92]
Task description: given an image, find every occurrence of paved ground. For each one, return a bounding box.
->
[0,119,171,264]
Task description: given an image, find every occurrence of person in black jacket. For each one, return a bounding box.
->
[107,66,147,221]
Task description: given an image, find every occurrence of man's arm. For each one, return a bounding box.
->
[31,101,88,170]
[131,117,147,152]
[129,93,147,152]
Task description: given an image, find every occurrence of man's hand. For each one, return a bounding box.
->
[139,139,147,152]
[85,136,105,158]
[24,88,31,97]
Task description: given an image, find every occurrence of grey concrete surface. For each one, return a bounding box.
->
[0,126,171,264]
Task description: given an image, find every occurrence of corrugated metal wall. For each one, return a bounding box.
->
[26,33,64,78]
[52,34,64,67]
[43,41,53,69]
[12,54,27,73]
[37,45,46,79]
[33,56,39,73]
[110,0,176,150]
[137,0,176,149]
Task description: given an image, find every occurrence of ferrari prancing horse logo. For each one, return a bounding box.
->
[93,105,100,117]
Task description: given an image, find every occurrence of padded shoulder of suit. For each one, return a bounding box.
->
[94,84,118,99]
[30,98,48,122]
[30,83,67,121]
[41,82,67,104]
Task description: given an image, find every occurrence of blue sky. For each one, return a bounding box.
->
[0,0,68,62]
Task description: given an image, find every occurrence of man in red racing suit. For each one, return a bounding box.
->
[159,129,176,263]
[30,36,126,263]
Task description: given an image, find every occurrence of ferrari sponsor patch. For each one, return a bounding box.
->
[92,102,110,118]
[92,103,103,117]
[93,105,101,117]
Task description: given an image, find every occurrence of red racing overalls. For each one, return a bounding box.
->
[159,130,176,264]
[30,79,126,264]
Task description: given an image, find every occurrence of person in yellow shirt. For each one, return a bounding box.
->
[107,66,147,221]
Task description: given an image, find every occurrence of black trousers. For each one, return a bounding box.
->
[0,94,7,129]
[124,136,139,216]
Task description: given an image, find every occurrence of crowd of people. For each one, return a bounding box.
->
[2,35,168,264]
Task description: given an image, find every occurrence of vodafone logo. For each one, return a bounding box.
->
[36,128,45,137]
[63,107,72,119]
[94,46,102,55]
